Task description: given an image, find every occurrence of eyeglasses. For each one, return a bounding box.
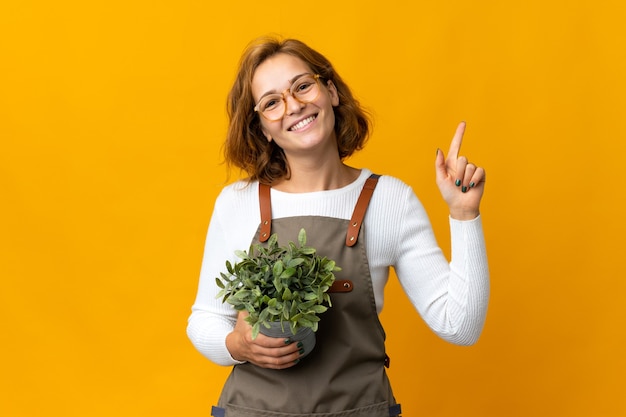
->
[254,74,322,121]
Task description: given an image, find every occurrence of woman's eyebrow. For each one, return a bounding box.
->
[259,73,311,99]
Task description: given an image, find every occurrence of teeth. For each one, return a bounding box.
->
[290,116,315,131]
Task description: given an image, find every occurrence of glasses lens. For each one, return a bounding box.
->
[258,95,284,121]
[291,75,319,103]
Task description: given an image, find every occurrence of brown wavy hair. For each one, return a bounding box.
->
[224,36,371,184]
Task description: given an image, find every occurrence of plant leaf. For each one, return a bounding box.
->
[251,323,260,339]
[272,260,284,277]
[282,287,292,301]
[299,247,316,255]
[298,228,306,246]
[309,305,328,314]
[268,233,278,248]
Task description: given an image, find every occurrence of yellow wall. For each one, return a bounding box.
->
[1,1,624,416]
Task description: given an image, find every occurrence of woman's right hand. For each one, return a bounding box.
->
[225,311,303,369]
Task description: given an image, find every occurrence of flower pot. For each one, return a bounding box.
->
[259,322,316,359]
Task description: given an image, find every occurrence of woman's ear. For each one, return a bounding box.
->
[327,80,340,106]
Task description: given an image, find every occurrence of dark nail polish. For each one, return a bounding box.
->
[284,338,292,345]
[294,358,300,364]
[455,179,461,186]
[470,182,475,188]
[297,341,303,348]
[462,186,467,193]
[299,348,305,355]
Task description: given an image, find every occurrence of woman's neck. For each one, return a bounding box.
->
[272,160,361,193]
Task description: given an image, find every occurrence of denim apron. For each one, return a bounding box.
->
[212,174,401,417]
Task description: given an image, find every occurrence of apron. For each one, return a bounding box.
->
[212,174,402,417]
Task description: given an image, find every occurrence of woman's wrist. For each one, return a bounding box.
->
[449,209,480,221]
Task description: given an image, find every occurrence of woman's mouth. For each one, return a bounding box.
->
[289,115,317,132]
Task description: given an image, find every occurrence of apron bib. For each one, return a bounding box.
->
[212,175,401,417]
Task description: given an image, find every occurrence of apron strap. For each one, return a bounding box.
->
[258,182,272,242]
[258,173,381,246]
[346,174,381,247]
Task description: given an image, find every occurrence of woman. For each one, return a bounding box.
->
[187,37,489,417]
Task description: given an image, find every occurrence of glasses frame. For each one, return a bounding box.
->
[253,74,322,121]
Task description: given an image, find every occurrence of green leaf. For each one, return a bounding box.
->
[268,233,278,248]
[251,323,260,339]
[258,309,269,323]
[302,313,320,322]
[272,260,284,277]
[299,247,316,255]
[232,290,251,300]
[267,306,281,316]
[303,292,318,301]
[280,267,296,278]
[273,276,283,292]
[298,228,306,246]
[323,260,336,271]
[287,258,305,268]
[309,305,328,314]
[298,317,314,328]
[282,287,292,301]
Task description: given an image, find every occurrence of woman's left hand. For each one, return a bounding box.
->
[435,122,486,220]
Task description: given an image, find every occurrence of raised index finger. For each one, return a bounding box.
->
[447,121,466,161]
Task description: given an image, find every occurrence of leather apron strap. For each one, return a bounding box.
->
[258,181,272,243]
[346,174,380,246]
[259,174,382,246]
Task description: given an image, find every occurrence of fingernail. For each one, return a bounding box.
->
[455,179,461,186]
[462,186,468,193]
[284,338,292,344]
[294,358,300,364]
[299,348,305,355]
[297,341,303,348]
[436,148,440,156]
[470,182,475,188]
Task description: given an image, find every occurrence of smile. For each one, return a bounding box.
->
[289,115,316,132]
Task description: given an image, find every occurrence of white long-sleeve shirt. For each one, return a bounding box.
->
[187,168,490,366]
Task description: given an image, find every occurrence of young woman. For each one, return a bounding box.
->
[187,37,490,417]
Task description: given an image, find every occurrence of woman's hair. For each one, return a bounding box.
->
[224,36,371,184]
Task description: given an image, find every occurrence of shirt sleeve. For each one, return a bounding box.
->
[392,187,490,345]
[186,189,249,366]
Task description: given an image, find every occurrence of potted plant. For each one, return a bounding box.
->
[215,228,340,357]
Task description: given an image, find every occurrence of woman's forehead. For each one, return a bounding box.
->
[252,54,312,94]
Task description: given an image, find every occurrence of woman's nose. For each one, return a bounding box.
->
[284,94,304,115]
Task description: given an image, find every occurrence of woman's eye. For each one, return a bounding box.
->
[295,82,313,93]
[263,98,279,110]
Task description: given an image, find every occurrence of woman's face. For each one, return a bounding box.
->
[251,53,339,158]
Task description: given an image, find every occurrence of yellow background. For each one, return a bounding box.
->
[1,1,625,416]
